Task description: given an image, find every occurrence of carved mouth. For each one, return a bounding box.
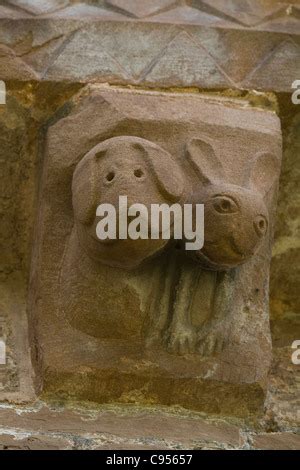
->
[205,240,240,257]
[230,237,255,259]
[229,238,246,259]
[203,239,249,264]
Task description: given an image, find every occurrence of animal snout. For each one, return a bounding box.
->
[104,167,146,184]
[253,215,267,238]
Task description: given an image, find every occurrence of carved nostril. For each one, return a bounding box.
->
[106,171,115,182]
[134,168,143,178]
[254,216,267,237]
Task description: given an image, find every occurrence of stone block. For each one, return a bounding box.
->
[29,86,282,416]
[251,432,300,450]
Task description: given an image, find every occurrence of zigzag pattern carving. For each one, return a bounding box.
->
[1,0,299,32]
[0,0,299,91]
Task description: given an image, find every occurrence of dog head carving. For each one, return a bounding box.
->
[186,138,280,270]
[72,136,186,269]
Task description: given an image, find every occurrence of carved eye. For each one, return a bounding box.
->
[134,168,144,178]
[105,171,115,182]
[212,195,238,214]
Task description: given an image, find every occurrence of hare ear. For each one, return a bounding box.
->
[134,142,185,202]
[185,138,224,184]
[72,154,98,225]
[248,152,281,196]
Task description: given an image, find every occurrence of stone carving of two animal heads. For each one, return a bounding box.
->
[72,135,279,270]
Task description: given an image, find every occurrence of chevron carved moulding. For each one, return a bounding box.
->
[0,0,299,91]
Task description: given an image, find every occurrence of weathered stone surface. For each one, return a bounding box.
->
[198,0,288,27]
[0,91,36,402]
[28,85,281,415]
[146,5,235,27]
[0,92,32,276]
[0,406,243,447]
[0,400,298,450]
[107,0,177,19]
[243,39,300,92]
[0,5,30,19]
[0,402,243,449]
[48,3,126,20]
[0,83,83,403]
[270,110,300,347]
[251,432,300,450]
[267,102,300,434]
[263,347,300,430]
[0,3,299,90]
[0,276,35,402]
[8,0,69,16]
[0,433,72,450]
[0,0,299,35]
[141,30,234,88]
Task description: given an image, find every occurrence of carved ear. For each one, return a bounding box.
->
[185,138,224,184]
[248,152,281,196]
[134,142,185,202]
[72,154,97,225]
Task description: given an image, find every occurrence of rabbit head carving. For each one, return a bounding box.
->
[186,138,280,270]
[72,136,186,269]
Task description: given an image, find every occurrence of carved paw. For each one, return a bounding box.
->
[167,326,197,355]
[197,328,228,356]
